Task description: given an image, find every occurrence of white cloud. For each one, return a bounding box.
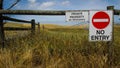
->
[17,0,71,10]
[27,1,55,10]
[40,1,55,9]
[77,0,109,10]
[28,0,36,3]
[61,1,70,6]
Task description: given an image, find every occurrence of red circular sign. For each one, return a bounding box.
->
[92,11,110,29]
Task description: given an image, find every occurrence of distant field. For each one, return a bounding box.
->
[0,23,120,68]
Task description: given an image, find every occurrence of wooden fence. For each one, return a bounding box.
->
[0,16,39,47]
[1,16,37,42]
[3,16,36,32]
[0,3,119,47]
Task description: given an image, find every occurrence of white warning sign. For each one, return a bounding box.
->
[66,11,89,22]
[89,11,113,41]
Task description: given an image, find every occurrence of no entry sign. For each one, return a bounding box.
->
[89,11,113,41]
[92,11,110,29]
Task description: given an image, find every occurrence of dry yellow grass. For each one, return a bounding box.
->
[0,23,119,68]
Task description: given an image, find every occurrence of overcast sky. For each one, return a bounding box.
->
[3,0,120,25]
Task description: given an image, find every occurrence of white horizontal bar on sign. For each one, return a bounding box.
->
[93,19,109,22]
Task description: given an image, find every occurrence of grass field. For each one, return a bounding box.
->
[0,23,120,68]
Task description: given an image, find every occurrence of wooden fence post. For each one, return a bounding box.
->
[0,0,5,48]
[107,6,114,10]
[107,6,114,67]
[42,25,45,30]
[31,19,35,34]
[38,22,40,33]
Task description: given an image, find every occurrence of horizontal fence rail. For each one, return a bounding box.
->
[2,16,31,23]
[4,27,31,31]
[0,9,119,15]
[0,10,65,15]
[114,10,120,15]
[2,17,36,32]
[3,19,36,33]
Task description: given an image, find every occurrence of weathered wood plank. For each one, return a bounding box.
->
[0,9,119,15]
[0,0,5,47]
[37,22,40,33]
[31,19,35,34]
[114,9,120,15]
[0,10,65,15]
[4,27,31,31]
[2,16,31,23]
[107,6,120,15]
